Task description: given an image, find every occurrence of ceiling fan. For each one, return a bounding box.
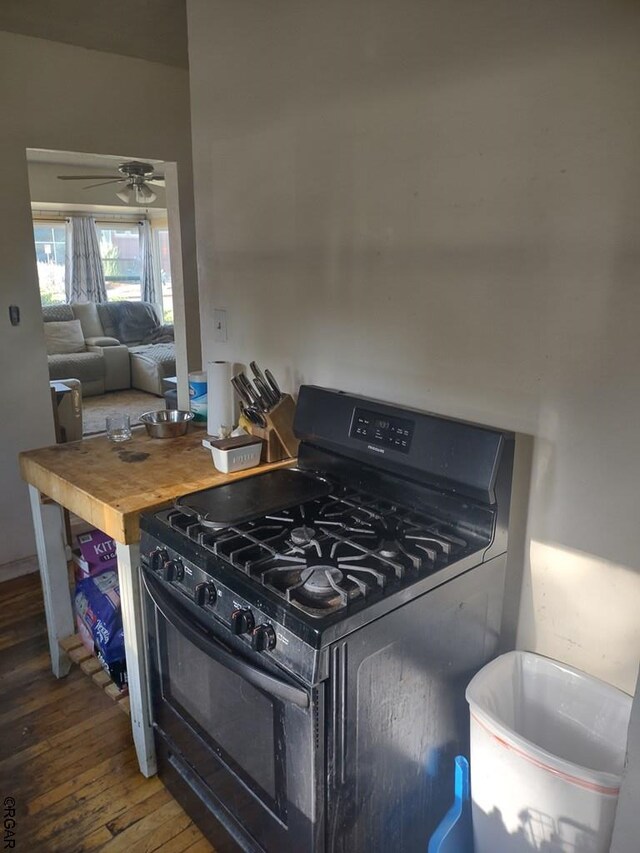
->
[56,161,165,204]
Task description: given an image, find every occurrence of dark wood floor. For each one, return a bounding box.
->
[0,571,214,852]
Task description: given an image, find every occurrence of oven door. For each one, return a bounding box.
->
[142,569,323,853]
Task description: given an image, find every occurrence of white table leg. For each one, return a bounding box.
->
[116,541,156,777]
[28,485,74,678]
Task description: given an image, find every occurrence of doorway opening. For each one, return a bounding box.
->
[27,148,187,436]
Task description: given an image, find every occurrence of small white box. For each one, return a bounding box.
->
[202,435,263,473]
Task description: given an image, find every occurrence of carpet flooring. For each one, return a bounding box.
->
[82,389,166,436]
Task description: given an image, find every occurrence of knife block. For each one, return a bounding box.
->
[249,424,287,463]
[247,394,299,462]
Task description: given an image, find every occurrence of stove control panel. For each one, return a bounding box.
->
[252,624,277,652]
[150,547,169,573]
[230,608,255,636]
[163,558,184,583]
[141,535,322,684]
[350,407,414,454]
[194,581,216,606]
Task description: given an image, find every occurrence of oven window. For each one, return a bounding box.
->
[162,617,280,805]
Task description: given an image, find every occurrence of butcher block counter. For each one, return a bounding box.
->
[19,425,293,778]
[19,425,292,544]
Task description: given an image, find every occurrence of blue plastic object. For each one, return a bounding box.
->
[428,755,474,853]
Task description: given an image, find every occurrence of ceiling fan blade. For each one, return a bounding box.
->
[81,179,126,189]
[146,177,165,186]
[57,175,122,180]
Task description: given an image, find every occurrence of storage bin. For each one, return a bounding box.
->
[466,651,632,853]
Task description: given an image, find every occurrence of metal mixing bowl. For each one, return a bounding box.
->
[139,409,194,438]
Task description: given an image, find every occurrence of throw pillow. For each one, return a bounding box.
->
[44,320,86,355]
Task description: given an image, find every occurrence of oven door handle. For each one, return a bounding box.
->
[143,571,310,709]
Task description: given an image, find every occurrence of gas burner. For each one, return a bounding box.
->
[342,511,466,571]
[255,534,405,616]
[291,525,316,545]
[264,495,368,534]
[301,566,344,596]
[369,517,407,559]
[265,500,325,527]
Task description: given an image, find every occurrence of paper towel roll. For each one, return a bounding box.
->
[207,361,234,437]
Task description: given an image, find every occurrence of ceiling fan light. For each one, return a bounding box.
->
[135,183,157,204]
[116,184,136,204]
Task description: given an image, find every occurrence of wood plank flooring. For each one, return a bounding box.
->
[0,572,214,852]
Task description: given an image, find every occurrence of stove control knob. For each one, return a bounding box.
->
[230,608,255,636]
[163,559,184,583]
[194,582,216,607]
[150,548,169,573]
[251,624,277,653]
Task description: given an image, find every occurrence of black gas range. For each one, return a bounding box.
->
[140,386,514,852]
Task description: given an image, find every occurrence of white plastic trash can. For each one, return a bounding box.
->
[466,651,632,853]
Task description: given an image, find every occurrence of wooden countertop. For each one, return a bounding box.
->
[19,426,293,544]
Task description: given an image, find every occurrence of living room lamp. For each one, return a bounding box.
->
[116,180,157,205]
[134,182,157,204]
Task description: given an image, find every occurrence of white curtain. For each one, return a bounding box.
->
[64,217,73,302]
[139,219,156,303]
[68,216,107,303]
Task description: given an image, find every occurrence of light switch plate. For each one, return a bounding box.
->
[213,309,227,342]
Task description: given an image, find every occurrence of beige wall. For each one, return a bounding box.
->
[0,30,199,568]
[187,0,640,694]
[0,0,188,68]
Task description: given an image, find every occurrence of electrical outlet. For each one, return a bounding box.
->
[213,309,228,343]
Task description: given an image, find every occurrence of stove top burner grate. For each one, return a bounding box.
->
[162,486,471,617]
[256,533,403,614]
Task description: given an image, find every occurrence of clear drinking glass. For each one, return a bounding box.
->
[106,413,132,442]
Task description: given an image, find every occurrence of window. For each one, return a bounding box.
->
[96,225,142,301]
[33,222,67,305]
[32,218,172,310]
[155,228,173,322]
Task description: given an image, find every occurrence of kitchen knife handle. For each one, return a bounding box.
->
[264,369,282,401]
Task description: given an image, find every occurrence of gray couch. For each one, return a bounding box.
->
[43,302,176,396]
[93,302,176,396]
[43,304,130,396]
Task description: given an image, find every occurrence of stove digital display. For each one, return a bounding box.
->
[350,407,414,454]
